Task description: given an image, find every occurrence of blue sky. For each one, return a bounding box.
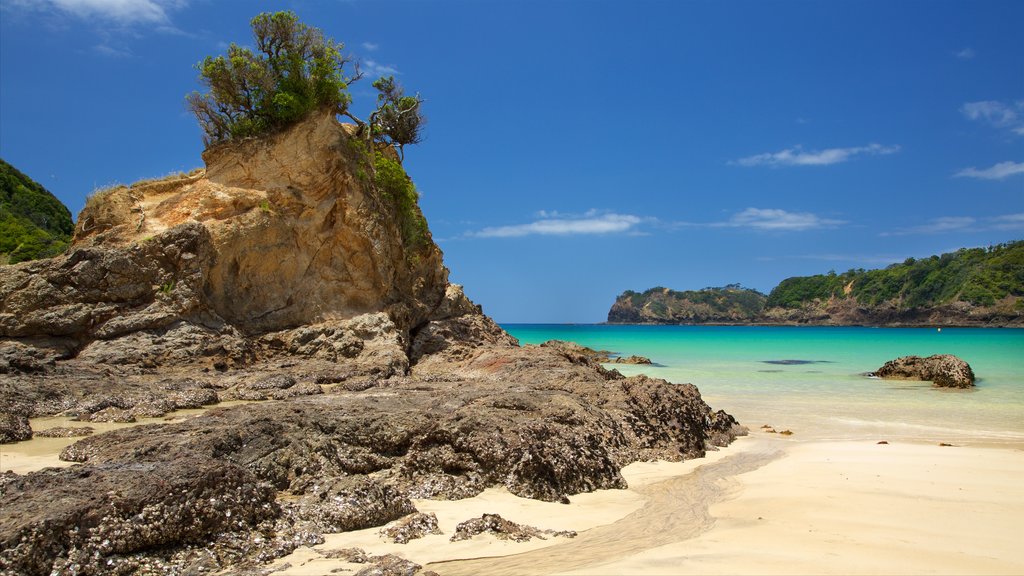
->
[1,0,1022,323]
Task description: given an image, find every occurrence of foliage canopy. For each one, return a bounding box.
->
[0,158,73,264]
[765,242,1024,309]
[187,11,424,158]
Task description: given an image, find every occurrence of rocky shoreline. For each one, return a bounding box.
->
[0,113,743,575]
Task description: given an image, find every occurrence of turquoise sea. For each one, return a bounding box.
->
[503,325,1024,447]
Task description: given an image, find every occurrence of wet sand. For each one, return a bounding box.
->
[268,435,1024,575]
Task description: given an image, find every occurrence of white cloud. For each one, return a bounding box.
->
[961,100,1024,134]
[732,143,900,167]
[758,253,904,265]
[362,59,399,77]
[992,213,1024,230]
[884,213,1024,235]
[469,212,644,238]
[361,42,379,52]
[954,161,1024,180]
[93,43,132,57]
[955,47,976,60]
[42,0,184,24]
[713,208,844,231]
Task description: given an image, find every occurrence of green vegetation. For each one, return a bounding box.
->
[187,11,423,156]
[618,285,767,321]
[187,11,356,145]
[765,242,1024,309]
[374,152,428,253]
[0,158,73,264]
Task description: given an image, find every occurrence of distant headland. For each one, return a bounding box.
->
[608,242,1024,327]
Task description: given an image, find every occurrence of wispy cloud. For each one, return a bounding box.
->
[34,0,185,24]
[961,100,1024,135]
[991,213,1024,230]
[467,211,646,238]
[757,253,904,265]
[954,161,1024,180]
[731,143,900,167]
[710,208,844,231]
[881,213,1024,236]
[954,47,976,60]
[92,43,132,57]
[362,59,399,78]
[361,42,379,52]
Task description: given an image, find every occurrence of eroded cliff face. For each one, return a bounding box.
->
[0,111,467,374]
[73,110,446,335]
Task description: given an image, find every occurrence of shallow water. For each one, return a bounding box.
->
[504,325,1024,447]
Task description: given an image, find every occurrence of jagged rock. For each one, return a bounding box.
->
[606,355,653,365]
[536,340,651,365]
[0,413,31,443]
[32,426,94,438]
[409,284,518,364]
[449,513,576,542]
[0,457,278,576]
[87,407,136,423]
[379,512,442,544]
[874,354,976,388]
[318,548,434,576]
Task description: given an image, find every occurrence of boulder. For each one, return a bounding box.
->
[874,354,975,388]
[0,413,31,444]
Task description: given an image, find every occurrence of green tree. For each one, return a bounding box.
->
[187,11,425,161]
[187,11,358,145]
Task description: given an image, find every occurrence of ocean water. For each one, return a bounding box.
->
[503,325,1024,447]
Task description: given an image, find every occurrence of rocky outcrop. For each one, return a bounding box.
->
[0,112,742,574]
[874,354,976,388]
[606,355,653,365]
[380,513,442,544]
[449,513,576,542]
[0,412,31,443]
[608,286,767,324]
[533,340,651,365]
[1,110,448,379]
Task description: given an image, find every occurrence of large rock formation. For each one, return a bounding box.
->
[874,354,976,389]
[0,112,743,575]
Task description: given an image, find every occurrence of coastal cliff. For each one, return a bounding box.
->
[609,243,1024,326]
[0,112,742,575]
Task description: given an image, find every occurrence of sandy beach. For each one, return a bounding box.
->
[267,434,1024,575]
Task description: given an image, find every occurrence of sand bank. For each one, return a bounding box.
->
[269,436,1024,575]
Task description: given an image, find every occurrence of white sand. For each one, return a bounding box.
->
[270,435,1024,575]
[7,408,1023,575]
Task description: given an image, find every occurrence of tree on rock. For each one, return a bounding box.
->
[187,11,424,158]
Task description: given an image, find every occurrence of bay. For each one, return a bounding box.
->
[503,325,1024,447]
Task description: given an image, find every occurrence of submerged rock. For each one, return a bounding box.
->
[874,354,975,388]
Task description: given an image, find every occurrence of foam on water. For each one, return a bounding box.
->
[504,325,1024,447]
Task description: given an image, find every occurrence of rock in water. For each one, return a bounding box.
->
[874,354,975,388]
